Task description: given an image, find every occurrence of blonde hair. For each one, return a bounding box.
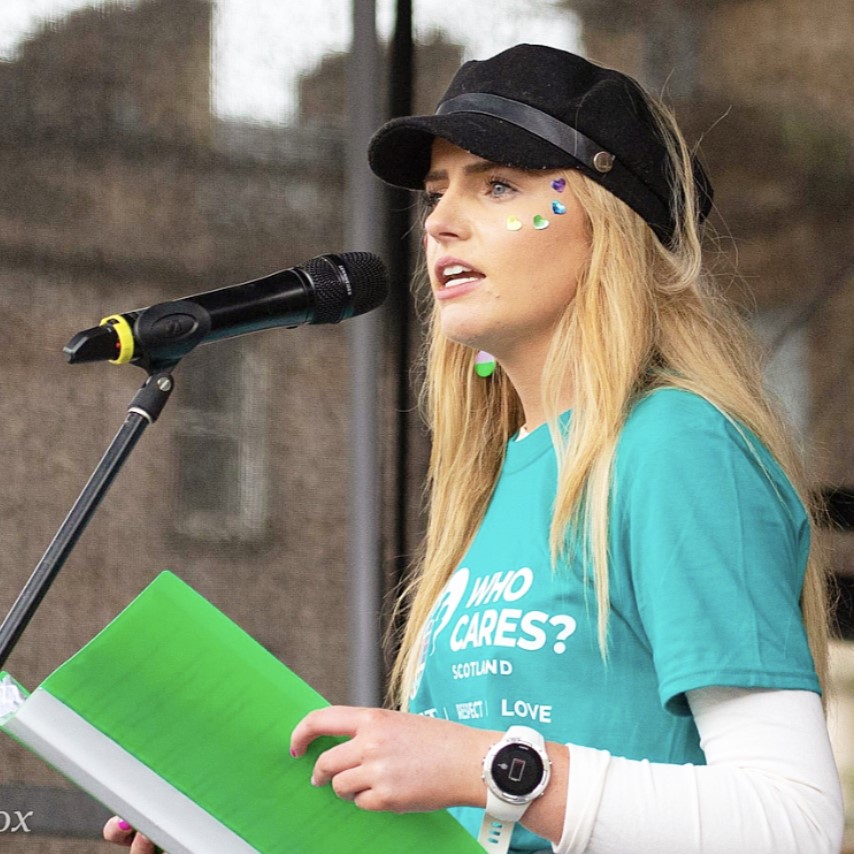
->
[388,95,831,710]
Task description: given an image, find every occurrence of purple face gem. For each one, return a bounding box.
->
[552,200,567,215]
[551,178,566,193]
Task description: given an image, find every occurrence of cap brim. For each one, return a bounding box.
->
[367,108,713,248]
[367,112,581,190]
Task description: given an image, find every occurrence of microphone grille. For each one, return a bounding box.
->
[304,252,389,324]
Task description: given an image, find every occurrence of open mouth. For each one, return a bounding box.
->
[438,262,484,288]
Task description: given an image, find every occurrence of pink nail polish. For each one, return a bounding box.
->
[290,748,297,758]
[117,819,132,832]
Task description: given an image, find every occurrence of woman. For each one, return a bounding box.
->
[106,44,844,854]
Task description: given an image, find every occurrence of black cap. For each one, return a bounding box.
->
[368,44,713,246]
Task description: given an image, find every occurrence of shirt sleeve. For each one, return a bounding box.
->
[611,391,819,713]
[551,687,844,854]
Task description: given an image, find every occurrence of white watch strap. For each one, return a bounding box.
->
[477,811,515,853]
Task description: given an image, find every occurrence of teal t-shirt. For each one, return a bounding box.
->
[409,389,819,853]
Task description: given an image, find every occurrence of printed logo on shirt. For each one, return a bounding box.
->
[448,566,576,655]
[412,564,577,703]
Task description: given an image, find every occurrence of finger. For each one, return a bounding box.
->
[310,738,364,787]
[354,787,398,813]
[129,833,158,854]
[290,705,365,757]
[103,816,134,845]
[327,764,371,803]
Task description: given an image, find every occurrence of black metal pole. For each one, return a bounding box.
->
[389,0,415,590]
[0,371,175,669]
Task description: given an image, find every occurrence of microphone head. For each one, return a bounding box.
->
[304,252,389,324]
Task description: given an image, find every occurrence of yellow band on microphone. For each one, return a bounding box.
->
[99,314,135,365]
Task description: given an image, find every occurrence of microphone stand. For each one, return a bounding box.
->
[0,295,212,669]
[0,368,176,669]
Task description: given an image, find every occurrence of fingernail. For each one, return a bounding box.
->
[117,819,132,832]
[290,747,297,758]
[310,776,319,787]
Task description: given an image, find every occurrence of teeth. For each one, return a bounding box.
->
[440,263,479,288]
[443,263,470,277]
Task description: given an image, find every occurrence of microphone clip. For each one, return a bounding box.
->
[132,300,212,372]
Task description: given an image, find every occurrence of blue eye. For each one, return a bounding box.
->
[488,179,515,198]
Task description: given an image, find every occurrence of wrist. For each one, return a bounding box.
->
[477,726,553,852]
[519,741,569,844]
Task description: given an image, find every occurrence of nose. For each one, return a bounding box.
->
[423,189,469,242]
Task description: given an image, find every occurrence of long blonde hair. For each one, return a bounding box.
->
[388,95,830,710]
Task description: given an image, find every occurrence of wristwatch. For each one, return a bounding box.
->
[477,725,551,853]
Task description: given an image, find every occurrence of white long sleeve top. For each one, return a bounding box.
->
[553,687,844,854]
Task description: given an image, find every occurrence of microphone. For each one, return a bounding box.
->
[63,252,389,368]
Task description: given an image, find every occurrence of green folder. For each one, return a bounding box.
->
[0,571,484,853]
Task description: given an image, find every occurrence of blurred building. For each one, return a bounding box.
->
[0,0,851,849]
[0,1,356,848]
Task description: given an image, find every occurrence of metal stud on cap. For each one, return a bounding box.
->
[593,151,615,173]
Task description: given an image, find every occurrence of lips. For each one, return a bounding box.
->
[435,258,484,289]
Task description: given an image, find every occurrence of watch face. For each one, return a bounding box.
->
[491,742,545,797]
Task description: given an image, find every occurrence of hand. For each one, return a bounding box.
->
[290,706,498,814]
[102,816,164,853]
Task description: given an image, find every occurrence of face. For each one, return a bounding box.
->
[423,138,590,367]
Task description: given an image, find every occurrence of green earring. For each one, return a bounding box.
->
[475,350,496,378]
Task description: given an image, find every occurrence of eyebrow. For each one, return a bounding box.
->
[423,159,509,185]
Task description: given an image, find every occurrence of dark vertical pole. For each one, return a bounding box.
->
[348,0,383,708]
[388,0,415,592]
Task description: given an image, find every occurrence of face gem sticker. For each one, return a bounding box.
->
[552,200,567,215]
[533,215,550,230]
[506,215,523,231]
[551,178,566,193]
